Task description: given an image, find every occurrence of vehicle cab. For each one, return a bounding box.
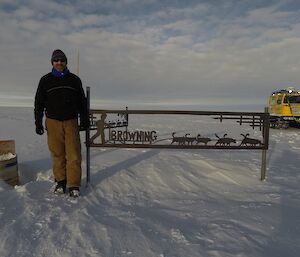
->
[268,87,300,128]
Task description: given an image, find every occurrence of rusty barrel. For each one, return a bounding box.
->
[0,140,19,186]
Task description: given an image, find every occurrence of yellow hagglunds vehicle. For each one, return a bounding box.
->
[268,87,300,128]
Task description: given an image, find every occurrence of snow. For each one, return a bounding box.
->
[0,106,300,257]
[0,152,16,161]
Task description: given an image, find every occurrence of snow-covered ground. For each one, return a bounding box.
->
[0,106,300,257]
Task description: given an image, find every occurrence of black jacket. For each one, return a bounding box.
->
[34,72,87,127]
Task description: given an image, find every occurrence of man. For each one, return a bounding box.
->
[34,49,87,198]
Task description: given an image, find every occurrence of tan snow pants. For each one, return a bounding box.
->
[46,118,82,188]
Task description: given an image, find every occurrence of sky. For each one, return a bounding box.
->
[1,0,300,107]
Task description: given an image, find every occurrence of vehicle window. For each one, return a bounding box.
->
[271,96,276,104]
[284,96,300,103]
[277,96,282,104]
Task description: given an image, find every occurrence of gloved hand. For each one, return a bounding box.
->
[36,125,44,135]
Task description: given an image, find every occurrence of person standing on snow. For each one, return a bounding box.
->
[34,49,87,198]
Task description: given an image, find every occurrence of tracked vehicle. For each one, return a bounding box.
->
[268,87,300,128]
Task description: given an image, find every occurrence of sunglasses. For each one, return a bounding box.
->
[53,58,66,63]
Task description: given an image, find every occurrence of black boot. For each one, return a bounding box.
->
[54,179,67,194]
[68,187,80,198]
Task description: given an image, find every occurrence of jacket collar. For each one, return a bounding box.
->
[51,67,70,78]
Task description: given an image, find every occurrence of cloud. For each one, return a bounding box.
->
[1,0,300,107]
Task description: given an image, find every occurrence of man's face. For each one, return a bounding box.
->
[52,58,67,72]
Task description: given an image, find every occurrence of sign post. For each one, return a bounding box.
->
[85,87,91,187]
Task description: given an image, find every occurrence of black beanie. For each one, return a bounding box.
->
[51,49,67,64]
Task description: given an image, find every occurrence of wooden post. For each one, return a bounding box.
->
[86,87,91,187]
[261,149,267,180]
[261,107,269,180]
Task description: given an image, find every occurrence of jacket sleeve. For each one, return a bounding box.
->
[34,78,46,127]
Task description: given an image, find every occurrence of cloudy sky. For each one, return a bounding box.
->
[1,0,300,107]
